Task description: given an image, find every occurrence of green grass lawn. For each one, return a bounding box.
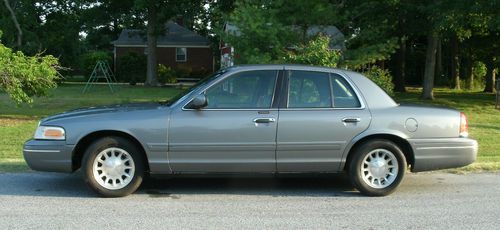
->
[0,84,181,172]
[0,84,498,172]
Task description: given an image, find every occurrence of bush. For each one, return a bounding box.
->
[285,35,342,68]
[472,61,487,90]
[363,67,395,96]
[117,52,146,85]
[158,64,177,84]
[81,51,112,78]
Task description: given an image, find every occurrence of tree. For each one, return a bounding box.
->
[133,0,206,86]
[419,0,441,100]
[422,34,438,99]
[222,0,295,64]
[436,0,498,92]
[0,31,61,104]
[224,0,406,69]
[80,0,140,50]
[338,0,401,70]
[2,0,22,48]
[0,0,90,71]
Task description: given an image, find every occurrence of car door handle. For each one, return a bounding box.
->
[342,117,361,123]
[253,118,276,123]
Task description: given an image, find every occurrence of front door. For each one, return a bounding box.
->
[168,70,279,173]
[276,69,371,172]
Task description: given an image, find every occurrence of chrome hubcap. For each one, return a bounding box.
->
[361,149,398,189]
[92,147,135,190]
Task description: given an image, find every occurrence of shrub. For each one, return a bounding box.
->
[472,61,487,90]
[81,51,112,78]
[285,35,342,68]
[158,64,177,84]
[363,67,395,96]
[117,52,146,85]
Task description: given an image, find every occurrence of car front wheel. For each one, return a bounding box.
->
[348,139,407,196]
[82,136,144,197]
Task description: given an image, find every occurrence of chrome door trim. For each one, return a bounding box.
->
[23,149,61,153]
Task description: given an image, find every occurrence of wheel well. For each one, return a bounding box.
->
[72,130,150,172]
[344,134,414,171]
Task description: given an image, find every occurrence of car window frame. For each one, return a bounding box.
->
[286,70,333,109]
[330,73,362,109]
[182,69,280,111]
[280,69,365,110]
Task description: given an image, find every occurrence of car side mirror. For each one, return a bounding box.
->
[186,94,208,109]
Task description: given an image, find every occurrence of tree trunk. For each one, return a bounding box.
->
[435,39,442,84]
[464,56,473,90]
[450,35,460,89]
[484,58,495,92]
[145,1,158,86]
[421,34,438,100]
[3,0,22,47]
[394,37,406,92]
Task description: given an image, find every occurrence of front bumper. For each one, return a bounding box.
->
[23,139,74,173]
[409,138,478,172]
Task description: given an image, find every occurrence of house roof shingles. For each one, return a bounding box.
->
[113,21,210,47]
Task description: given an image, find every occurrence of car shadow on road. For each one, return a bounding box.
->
[140,174,360,198]
[0,172,362,198]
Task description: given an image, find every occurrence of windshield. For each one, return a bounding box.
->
[163,70,226,106]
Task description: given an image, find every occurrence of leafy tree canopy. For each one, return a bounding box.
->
[0,30,60,104]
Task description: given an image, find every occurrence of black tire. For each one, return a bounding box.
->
[82,136,145,197]
[348,139,407,196]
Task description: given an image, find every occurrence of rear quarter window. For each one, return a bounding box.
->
[330,74,361,108]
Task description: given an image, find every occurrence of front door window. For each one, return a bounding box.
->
[205,70,277,109]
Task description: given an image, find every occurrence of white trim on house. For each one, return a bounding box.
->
[114,44,210,48]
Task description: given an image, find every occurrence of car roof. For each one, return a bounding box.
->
[225,64,342,73]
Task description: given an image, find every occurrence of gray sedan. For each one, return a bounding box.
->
[23,65,478,197]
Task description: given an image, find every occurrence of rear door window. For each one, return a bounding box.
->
[287,70,332,108]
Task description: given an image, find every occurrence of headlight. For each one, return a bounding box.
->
[34,126,66,140]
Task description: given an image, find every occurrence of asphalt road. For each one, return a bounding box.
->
[0,172,499,229]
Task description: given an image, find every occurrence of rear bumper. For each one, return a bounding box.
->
[23,139,74,173]
[409,138,478,172]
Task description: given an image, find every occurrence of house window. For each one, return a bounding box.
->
[176,47,187,62]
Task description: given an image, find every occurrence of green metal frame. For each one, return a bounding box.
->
[83,61,117,93]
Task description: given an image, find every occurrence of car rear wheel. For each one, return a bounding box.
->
[348,139,407,196]
[82,136,144,197]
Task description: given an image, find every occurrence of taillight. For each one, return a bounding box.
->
[459,112,468,137]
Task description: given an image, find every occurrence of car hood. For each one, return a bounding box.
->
[41,102,166,123]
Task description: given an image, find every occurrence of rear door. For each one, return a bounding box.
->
[276,69,371,172]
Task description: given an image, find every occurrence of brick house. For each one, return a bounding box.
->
[113,21,214,75]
